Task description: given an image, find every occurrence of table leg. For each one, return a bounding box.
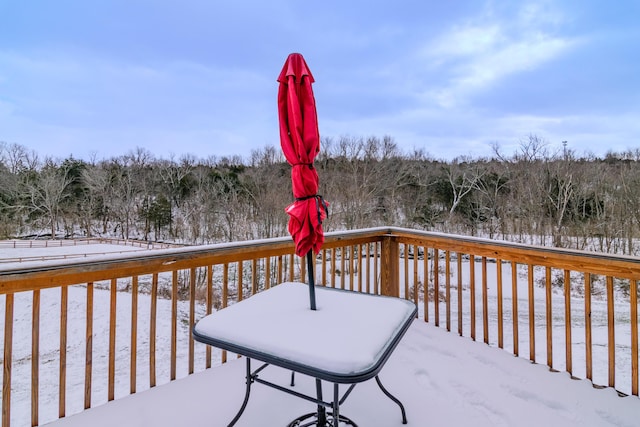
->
[228,358,254,427]
[375,375,407,424]
[316,379,327,425]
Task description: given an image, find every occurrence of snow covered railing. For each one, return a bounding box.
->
[0,227,639,427]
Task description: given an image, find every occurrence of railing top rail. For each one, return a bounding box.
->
[387,227,640,279]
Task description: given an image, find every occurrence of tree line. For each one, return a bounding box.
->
[2,135,640,255]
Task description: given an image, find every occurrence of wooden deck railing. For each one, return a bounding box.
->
[1,227,639,426]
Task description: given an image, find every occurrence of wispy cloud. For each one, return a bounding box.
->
[421,2,578,108]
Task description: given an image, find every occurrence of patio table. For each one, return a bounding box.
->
[193,282,417,427]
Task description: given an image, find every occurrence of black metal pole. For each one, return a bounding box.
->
[306,251,317,310]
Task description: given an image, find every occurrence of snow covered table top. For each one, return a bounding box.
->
[193,282,417,383]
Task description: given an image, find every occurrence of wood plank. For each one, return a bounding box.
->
[445,250,451,332]
[607,275,615,388]
[528,265,535,362]
[32,289,41,425]
[340,247,346,290]
[413,245,419,313]
[251,259,258,295]
[322,249,327,287]
[365,244,371,294]
[585,273,593,380]
[189,268,196,375]
[457,253,463,336]
[423,247,429,323]
[3,293,14,427]
[546,267,553,369]
[84,283,93,409]
[170,270,178,380]
[206,266,213,369]
[564,269,572,375]
[482,257,488,344]
[130,276,138,394]
[511,261,519,356]
[497,259,503,349]
[150,273,158,387]
[631,279,638,396]
[265,257,271,290]
[434,248,440,327]
[404,244,409,299]
[358,244,363,293]
[470,256,476,341]
[222,264,228,364]
[108,279,117,401]
[59,285,68,417]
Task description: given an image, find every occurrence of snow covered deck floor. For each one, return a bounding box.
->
[47,321,638,427]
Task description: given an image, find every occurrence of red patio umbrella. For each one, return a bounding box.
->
[277,53,328,311]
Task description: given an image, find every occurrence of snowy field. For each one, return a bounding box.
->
[0,243,150,266]
[1,243,639,426]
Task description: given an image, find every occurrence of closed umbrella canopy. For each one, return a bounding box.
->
[277,53,328,259]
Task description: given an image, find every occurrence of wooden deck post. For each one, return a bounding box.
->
[380,235,399,297]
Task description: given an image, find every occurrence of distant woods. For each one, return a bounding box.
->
[3,135,640,255]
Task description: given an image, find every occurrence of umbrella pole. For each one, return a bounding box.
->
[306,251,317,310]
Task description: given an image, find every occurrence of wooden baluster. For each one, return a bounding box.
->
[564,269,572,375]
[288,254,295,282]
[265,257,271,290]
[189,268,196,374]
[528,265,535,362]
[546,267,552,369]
[351,245,356,291]
[445,250,451,331]
[366,244,371,294]
[150,273,158,387]
[238,261,244,301]
[374,242,379,295]
[457,253,463,336]
[252,259,258,295]
[3,293,14,427]
[108,278,117,401]
[434,248,439,327]
[482,257,489,344]
[606,276,615,388]
[222,264,229,363]
[631,279,638,396]
[340,247,346,290]
[206,265,213,369]
[331,248,337,288]
[357,245,363,293]
[170,271,178,381]
[497,259,503,349]
[322,249,327,287]
[404,244,409,299]
[584,273,592,381]
[424,248,429,323]
[131,276,138,394]
[413,245,419,311]
[470,255,476,341]
[32,289,41,423]
[60,285,68,417]
[511,262,519,357]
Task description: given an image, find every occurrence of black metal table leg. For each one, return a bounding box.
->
[228,358,254,427]
[375,375,407,424]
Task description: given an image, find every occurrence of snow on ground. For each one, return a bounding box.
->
[0,243,150,267]
[47,321,639,427]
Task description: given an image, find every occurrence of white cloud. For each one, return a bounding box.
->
[420,2,577,109]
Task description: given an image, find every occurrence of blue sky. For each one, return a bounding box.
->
[1,0,638,161]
